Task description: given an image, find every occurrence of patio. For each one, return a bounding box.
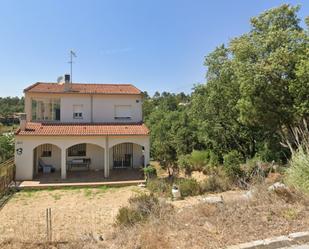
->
[18,168,145,189]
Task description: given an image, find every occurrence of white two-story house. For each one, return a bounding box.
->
[14,75,150,181]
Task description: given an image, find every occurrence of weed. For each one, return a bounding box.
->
[282,208,299,220]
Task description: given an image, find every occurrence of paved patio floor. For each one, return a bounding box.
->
[18,168,145,189]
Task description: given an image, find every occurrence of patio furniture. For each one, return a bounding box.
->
[38,158,56,173]
[67,158,91,171]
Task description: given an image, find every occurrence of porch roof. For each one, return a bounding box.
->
[15,122,149,136]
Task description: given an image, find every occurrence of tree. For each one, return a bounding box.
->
[0,133,14,162]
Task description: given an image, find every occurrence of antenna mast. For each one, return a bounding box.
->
[68,50,77,83]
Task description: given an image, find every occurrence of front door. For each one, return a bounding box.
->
[113,143,133,168]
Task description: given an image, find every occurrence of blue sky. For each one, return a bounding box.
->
[0,0,308,97]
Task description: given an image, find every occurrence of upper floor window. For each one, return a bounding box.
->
[32,98,60,121]
[114,105,132,120]
[73,104,83,119]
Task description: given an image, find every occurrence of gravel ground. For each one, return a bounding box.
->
[0,186,144,243]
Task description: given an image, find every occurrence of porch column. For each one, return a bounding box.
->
[104,136,109,178]
[144,143,150,167]
[61,148,67,179]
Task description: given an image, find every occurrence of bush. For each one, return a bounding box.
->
[116,207,143,226]
[223,150,244,180]
[115,193,160,226]
[200,168,231,193]
[178,154,193,175]
[190,150,210,171]
[286,148,309,194]
[147,178,172,197]
[143,165,157,180]
[176,178,200,197]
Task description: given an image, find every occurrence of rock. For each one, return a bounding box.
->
[138,183,146,188]
[203,221,216,233]
[268,182,288,192]
[82,232,104,243]
[243,189,255,200]
[200,195,224,204]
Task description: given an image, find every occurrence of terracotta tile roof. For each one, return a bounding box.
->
[24,82,141,95]
[16,122,149,136]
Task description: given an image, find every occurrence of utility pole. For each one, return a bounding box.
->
[68,50,77,83]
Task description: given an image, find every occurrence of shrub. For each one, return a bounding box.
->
[200,168,231,193]
[208,151,220,167]
[190,150,210,171]
[176,178,200,197]
[143,165,157,180]
[223,150,244,180]
[147,178,172,197]
[178,154,193,175]
[116,193,160,226]
[286,148,309,194]
[116,207,143,226]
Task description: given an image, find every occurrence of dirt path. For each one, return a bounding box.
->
[0,186,144,242]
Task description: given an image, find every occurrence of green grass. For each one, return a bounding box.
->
[18,185,113,200]
[51,193,62,200]
[286,148,309,193]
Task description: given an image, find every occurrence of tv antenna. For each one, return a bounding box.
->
[68,50,77,83]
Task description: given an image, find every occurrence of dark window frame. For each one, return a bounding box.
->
[41,144,52,157]
[68,143,86,157]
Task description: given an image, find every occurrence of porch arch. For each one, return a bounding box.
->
[109,139,147,149]
[33,143,61,178]
[65,143,105,171]
[109,142,146,170]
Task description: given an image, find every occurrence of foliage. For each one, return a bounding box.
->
[0,133,15,163]
[223,150,244,180]
[177,154,193,175]
[200,168,231,193]
[143,165,157,180]
[0,97,24,125]
[286,148,309,193]
[147,178,172,197]
[115,193,160,226]
[176,178,200,197]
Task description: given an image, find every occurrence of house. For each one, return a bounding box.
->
[14,75,150,181]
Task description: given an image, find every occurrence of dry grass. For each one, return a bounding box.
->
[107,185,309,249]
[1,184,309,249]
[0,186,146,248]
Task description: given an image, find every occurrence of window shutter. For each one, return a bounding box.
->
[115,105,131,118]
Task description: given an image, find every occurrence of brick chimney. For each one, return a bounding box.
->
[19,113,27,131]
[64,74,71,91]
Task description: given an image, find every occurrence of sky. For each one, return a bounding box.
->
[0,0,308,97]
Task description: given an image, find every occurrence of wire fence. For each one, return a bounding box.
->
[0,157,15,198]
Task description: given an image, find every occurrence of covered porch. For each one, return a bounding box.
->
[31,139,148,182]
[19,168,145,189]
[15,123,150,182]
[33,168,144,183]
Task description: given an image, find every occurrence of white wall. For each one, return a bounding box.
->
[133,143,143,168]
[25,92,142,123]
[61,95,92,122]
[93,95,142,123]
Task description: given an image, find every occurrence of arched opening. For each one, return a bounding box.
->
[33,143,61,179]
[65,143,105,178]
[109,142,145,169]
